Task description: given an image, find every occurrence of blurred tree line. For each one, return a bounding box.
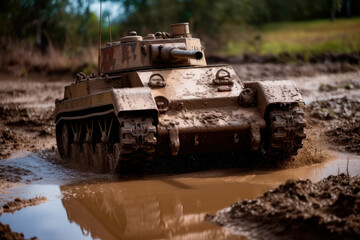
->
[1,0,359,53]
[0,0,99,53]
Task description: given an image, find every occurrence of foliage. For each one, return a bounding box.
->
[224,18,360,56]
[0,0,98,52]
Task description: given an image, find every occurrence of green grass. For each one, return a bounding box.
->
[223,18,360,56]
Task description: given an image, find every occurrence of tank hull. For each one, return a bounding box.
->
[156,106,266,155]
[54,65,305,173]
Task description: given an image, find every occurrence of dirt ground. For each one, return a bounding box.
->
[0,74,68,160]
[206,173,360,240]
[0,62,359,239]
[308,97,360,154]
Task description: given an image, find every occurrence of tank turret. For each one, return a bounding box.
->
[99,23,206,73]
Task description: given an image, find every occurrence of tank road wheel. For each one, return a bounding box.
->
[108,143,121,173]
[106,154,115,174]
[263,104,306,162]
[82,143,93,165]
[56,122,69,159]
[95,143,108,173]
[70,143,81,163]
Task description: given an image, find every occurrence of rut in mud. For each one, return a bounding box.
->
[308,97,360,154]
[206,173,360,240]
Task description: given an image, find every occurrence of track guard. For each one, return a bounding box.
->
[244,80,304,118]
[112,87,159,124]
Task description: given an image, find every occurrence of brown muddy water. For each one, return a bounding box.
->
[0,150,360,240]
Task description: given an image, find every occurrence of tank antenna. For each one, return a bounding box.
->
[108,14,112,42]
[98,0,102,75]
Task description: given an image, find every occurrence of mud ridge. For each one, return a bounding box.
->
[0,128,32,160]
[0,222,32,240]
[326,120,360,154]
[0,197,47,215]
[206,174,360,240]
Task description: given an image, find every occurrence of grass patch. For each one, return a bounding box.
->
[223,18,360,56]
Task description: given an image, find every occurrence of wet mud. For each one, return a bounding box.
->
[207,174,360,240]
[1,197,47,215]
[0,222,34,240]
[0,76,67,159]
[230,62,359,81]
[308,97,360,154]
[326,121,360,154]
[208,52,360,65]
[0,129,31,160]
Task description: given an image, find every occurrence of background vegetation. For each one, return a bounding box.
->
[1,0,359,75]
[225,18,360,56]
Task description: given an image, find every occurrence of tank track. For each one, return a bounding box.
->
[56,114,157,173]
[116,117,157,171]
[263,104,306,161]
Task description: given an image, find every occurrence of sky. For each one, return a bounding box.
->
[90,1,124,20]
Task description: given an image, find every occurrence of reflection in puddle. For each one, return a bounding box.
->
[0,151,359,239]
[0,186,92,240]
[60,178,266,240]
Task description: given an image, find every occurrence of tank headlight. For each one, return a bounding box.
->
[239,88,256,107]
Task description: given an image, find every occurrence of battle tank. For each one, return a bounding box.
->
[54,23,306,173]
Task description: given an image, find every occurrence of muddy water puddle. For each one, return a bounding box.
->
[1,151,360,239]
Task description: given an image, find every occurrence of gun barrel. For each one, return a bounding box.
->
[169,48,203,60]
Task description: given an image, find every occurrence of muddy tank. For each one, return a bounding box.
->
[53,23,306,173]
